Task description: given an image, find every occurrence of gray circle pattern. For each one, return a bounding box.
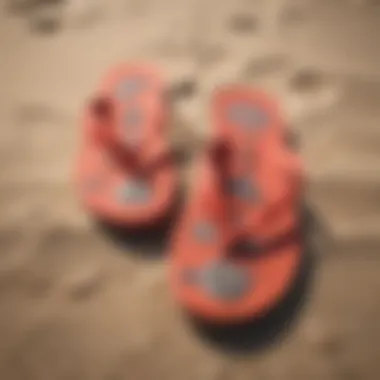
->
[226,177,258,202]
[199,260,251,301]
[227,102,268,129]
[116,77,147,99]
[116,179,152,204]
[193,222,218,243]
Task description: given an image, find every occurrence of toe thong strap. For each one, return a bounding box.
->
[207,138,236,220]
[143,140,173,174]
[208,138,232,185]
[89,95,170,177]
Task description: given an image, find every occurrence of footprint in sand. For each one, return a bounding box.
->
[289,68,328,95]
[4,0,61,34]
[228,12,260,34]
[169,78,197,101]
[10,0,66,34]
[285,67,342,120]
[7,0,104,34]
[30,8,62,34]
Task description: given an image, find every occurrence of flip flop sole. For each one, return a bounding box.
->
[74,63,177,227]
[170,86,304,323]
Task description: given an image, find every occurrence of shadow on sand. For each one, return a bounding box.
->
[94,190,183,260]
[92,145,194,260]
[186,205,325,355]
[96,185,326,354]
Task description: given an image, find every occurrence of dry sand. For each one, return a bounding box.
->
[0,0,380,379]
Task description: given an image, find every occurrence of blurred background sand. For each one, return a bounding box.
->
[0,0,380,379]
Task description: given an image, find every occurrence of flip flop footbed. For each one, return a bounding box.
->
[170,86,304,322]
[75,64,177,226]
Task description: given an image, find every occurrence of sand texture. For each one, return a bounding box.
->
[0,0,380,379]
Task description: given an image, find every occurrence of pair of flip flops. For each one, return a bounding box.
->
[74,63,305,324]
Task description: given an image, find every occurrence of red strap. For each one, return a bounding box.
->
[208,138,232,186]
[138,143,173,177]
[90,95,170,177]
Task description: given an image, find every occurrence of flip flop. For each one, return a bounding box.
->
[169,85,304,324]
[74,63,178,228]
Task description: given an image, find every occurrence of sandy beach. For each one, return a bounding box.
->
[0,0,379,378]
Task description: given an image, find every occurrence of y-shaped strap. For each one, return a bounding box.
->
[89,95,170,178]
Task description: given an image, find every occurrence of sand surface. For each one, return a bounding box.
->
[0,0,380,379]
